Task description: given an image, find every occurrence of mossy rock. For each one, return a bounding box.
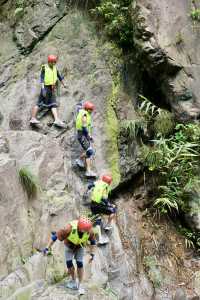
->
[105,82,121,188]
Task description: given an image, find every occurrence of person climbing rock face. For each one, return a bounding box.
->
[30,54,66,127]
[43,217,96,296]
[75,101,97,177]
[89,175,116,231]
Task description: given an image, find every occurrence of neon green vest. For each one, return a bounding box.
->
[91,180,110,203]
[67,220,90,246]
[76,109,91,133]
[44,64,58,85]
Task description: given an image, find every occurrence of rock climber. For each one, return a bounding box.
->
[89,175,116,231]
[43,217,96,295]
[75,101,96,177]
[30,54,66,127]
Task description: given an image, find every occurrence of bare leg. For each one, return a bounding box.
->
[108,213,116,225]
[77,267,84,284]
[79,152,86,166]
[67,266,76,281]
[85,157,91,172]
[51,107,58,121]
[31,105,39,118]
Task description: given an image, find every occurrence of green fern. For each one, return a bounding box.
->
[154,197,179,212]
[120,119,146,139]
[154,109,175,136]
[19,167,39,199]
[138,94,157,117]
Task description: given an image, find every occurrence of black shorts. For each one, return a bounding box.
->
[77,131,90,151]
[90,202,116,216]
[37,86,58,108]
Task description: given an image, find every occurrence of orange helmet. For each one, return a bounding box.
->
[48,55,57,63]
[78,217,92,232]
[83,101,95,111]
[101,175,112,185]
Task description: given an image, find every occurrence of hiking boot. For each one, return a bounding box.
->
[85,170,97,178]
[78,284,85,295]
[75,158,85,168]
[104,224,113,231]
[30,118,40,124]
[53,119,66,128]
[98,236,109,245]
[66,279,78,290]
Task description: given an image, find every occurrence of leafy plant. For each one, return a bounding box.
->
[90,0,133,47]
[153,109,175,136]
[143,256,162,288]
[190,8,200,21]
[139,96,200,215]
[140,144,163,171]
[120,119,147,139]
[19,167,39,199]
[16,0,24,8]
[138,94,157,118]
[178,225,200,249]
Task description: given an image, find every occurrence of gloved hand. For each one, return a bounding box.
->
[89,253,95,263]
[42,247,49,255]
[41,87,46,98]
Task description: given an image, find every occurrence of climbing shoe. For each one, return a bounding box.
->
[85,170,97,178]
[66,279,78,290]
[53,119,67,128]
[78,284,85,295]
[98,236,109,245]
[104,224,113,231]
[76,159,85,168]
[30,118,40,124]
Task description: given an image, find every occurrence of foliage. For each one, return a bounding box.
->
[141,121,200,213]
[16,0,24,8]
[153,109,175,136]
[178,225,200,250]
[190,8,200,21]
[138,94,175,137]
[19,167,39,199]
[14,0,26,21]
[120,119,147,139]
[90,0,133,48]
[140,144,163,171]
[143,256,162,288]
[138,94,157,118]
[137,95,200,223]
[105,81,121,187]
[14,7,24,17]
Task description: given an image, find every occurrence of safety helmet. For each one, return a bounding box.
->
[83,101,95,111]
[101,175,112,185]
[48,55,57,63]
[78,217,92,232]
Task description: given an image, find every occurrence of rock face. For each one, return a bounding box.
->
[133,0,200,121]
[0,1,200,300]
[132,0,200,241]
[0,3,149,299]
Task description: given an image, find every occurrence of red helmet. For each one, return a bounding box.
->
[83,101,95,111]
[101,175,112,185]
[78,217,92,232]
[48,55,57,63]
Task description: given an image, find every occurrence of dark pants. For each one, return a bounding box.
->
[90,202,116,215]
[37,86,57,108]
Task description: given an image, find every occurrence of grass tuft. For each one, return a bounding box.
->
[19,167,39,199]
